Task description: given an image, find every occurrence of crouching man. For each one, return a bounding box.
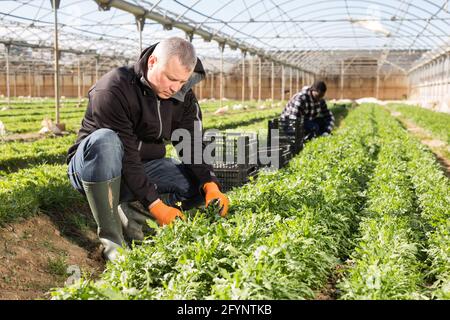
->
[67,37,229,261]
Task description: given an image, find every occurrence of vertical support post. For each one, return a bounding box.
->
[427,64,430,101]
[423,65,426,101]
[52,0,61,125]
[36,70,41,97]
[430,62,433,101]
[433,61,437,102]
[437,58,441,101]
[77,58,81,100]
[5,44,11,107]
[430,63,433,101]
[407,71,411,100]
[82,72,85,98]
[199,74,203,100]
[432,61,435,102]
[301,70,305,89]
[95,55,99,83]
[136,16,145,54]
[446,53,450,99]
[281,65,285,101]
[296,69,299,93]
[340,60,344,100]
[210,72,214,99]
[376,67,380,99]
[441,57,446,102]
[434,61,437,102]
[42,72,45,98]
[28,66,32,97]
[249,55,254,101]
[185,32,194,42]
[429,63,432,101]
[13,71,16,98]
[241,50,246,105]
[258,56,262,102]
[435,60,439,101]
[219,43,224,108]
[289,67,293,99]
[271,61,275,107]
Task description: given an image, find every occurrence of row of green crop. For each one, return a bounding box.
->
[0,98,281,119]
[400,116,450,299]
[0,164,84,224]
[0,99,79,108]
[2,112,83,127]
[388,103,450,144]
[50,104,375,299]
[337,106,450,299]
[0,116,84,134]
[0,107,85,121]
[338,107,424,299]
[0,100,279,122]
[0,134,76,172]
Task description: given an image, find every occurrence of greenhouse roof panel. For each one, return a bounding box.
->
[0,0,448,74]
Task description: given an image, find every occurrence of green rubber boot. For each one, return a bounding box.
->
[82,176,125,261]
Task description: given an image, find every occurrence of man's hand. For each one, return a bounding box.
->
[148,199,185,226]
[203,182,229,217]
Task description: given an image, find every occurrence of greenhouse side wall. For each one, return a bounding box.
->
[408,51,450,113]
[0,70,413,101]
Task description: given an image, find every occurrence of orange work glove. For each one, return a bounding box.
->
[148,199,185,226]
[203,182,229,217]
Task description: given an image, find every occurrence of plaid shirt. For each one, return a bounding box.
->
[280,86,335,133]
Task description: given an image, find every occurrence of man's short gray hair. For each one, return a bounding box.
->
[152,37,197,71]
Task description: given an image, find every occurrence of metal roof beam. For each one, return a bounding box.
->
[93,0,313,74]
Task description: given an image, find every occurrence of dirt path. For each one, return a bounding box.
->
[390,113,450,178]
[0,211,104,300]
[315,264,345,300]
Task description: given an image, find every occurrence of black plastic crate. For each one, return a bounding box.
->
[213,164,259,192]
[204,132,258,167]
[267,117,304,155]
[257,144,292,169]
[204,132,260,191]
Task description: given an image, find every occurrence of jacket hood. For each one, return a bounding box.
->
[134,43,206,102]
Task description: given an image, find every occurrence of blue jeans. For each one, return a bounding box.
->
[67,128,203,208]
[303,118,329,140]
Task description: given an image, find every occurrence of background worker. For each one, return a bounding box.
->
[280,80,335,141]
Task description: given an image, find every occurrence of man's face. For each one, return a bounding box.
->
[146,55,192,99]
[311,89,325,102]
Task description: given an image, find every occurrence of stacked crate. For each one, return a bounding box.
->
[205,132,259,192]
[267,117,304,156]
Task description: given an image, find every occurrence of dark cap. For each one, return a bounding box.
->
[311,80,327,93]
